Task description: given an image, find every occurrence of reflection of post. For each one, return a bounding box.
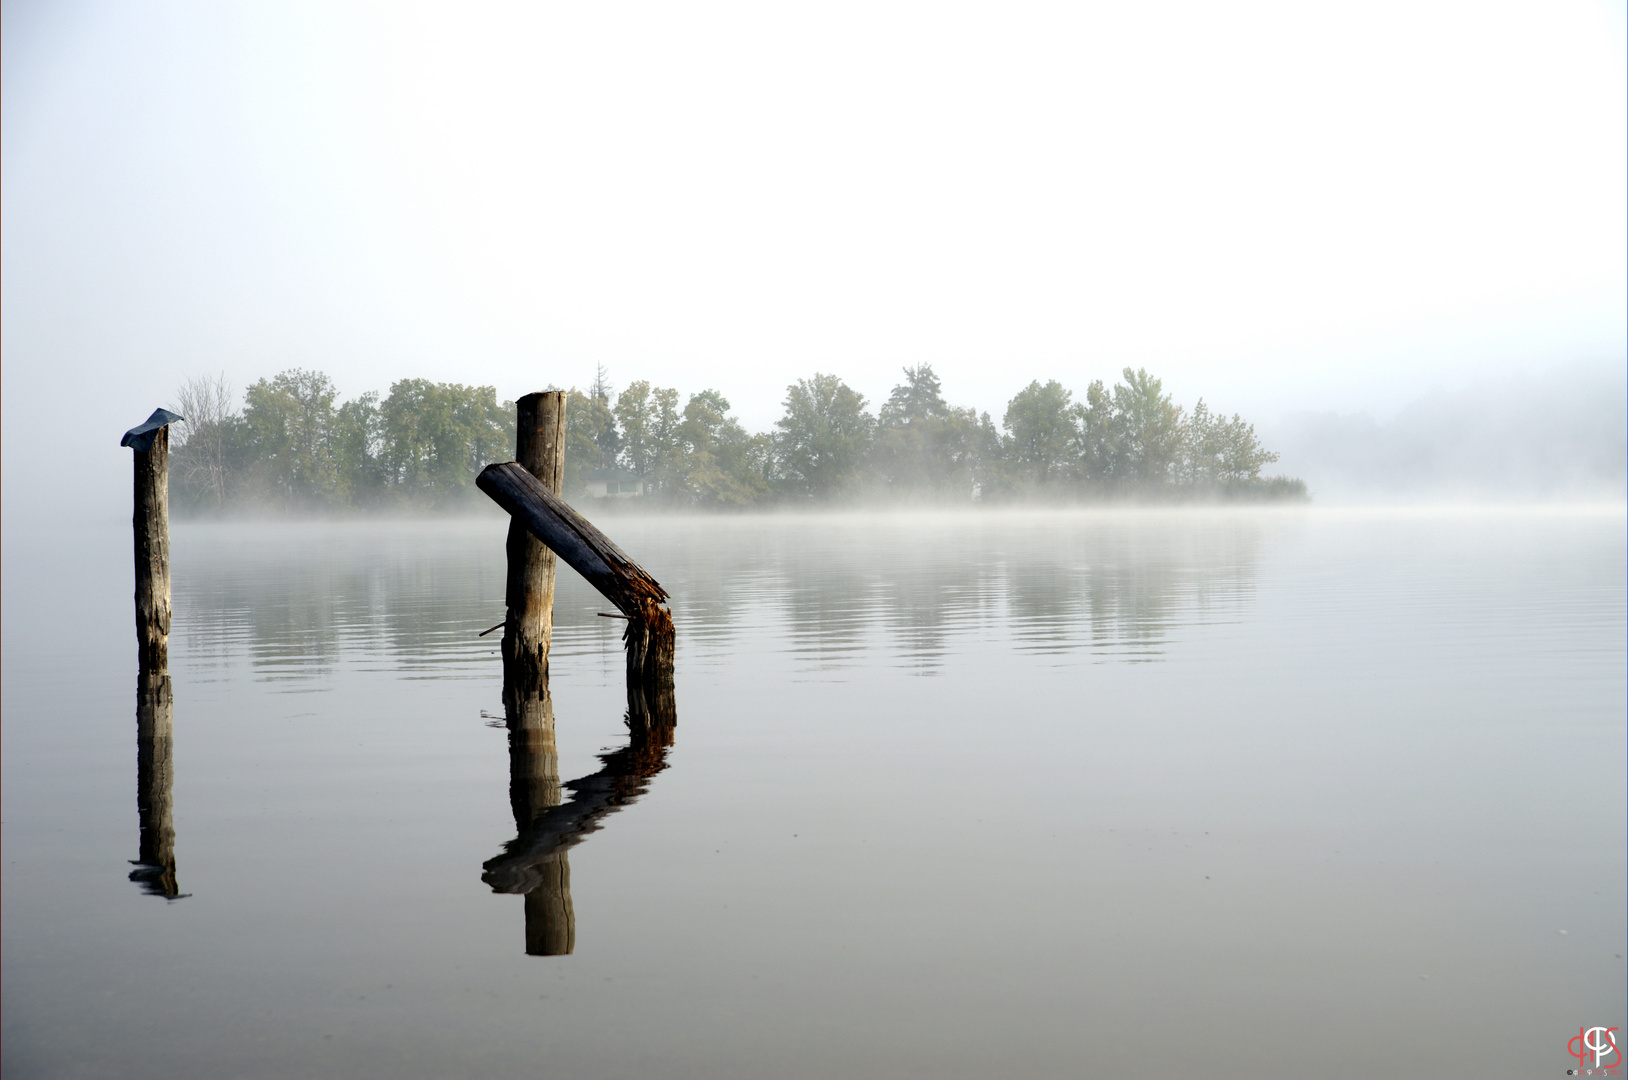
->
[503,391,567,690]
[523,872,573,956]
[505,678,574,955]
[130,667,180,897]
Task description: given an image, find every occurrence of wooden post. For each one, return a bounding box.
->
[503,392,567,687]
[129,422,176,669]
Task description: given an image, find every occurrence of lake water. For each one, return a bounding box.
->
[3,507,1624,1078]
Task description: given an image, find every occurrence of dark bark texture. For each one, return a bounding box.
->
[503,392,567,689]
[132,429,172,670]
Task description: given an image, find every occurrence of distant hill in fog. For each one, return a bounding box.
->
[1264,361,1626,503]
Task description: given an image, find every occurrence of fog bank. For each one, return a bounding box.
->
[1264,360,1625,503]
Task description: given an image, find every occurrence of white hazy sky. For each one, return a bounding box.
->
[3,0,1624,516]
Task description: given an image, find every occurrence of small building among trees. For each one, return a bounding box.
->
[584,468,645,499]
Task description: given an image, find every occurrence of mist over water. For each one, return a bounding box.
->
[2,506,1621,1078]
[1267,360,1627,503]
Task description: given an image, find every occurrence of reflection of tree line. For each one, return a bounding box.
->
[682,520,1264,664]
[174,542,506,675]
[168,364,1303,514]
[171,518,1263,673]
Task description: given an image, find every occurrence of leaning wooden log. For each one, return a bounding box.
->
[476,461,674,706]
[478,461,667,617]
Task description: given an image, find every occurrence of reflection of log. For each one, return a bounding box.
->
[130,668,180,898]
[484,683,675,921]
[131,426,173,670]
[503,392,566,689]
[476,461,675,699]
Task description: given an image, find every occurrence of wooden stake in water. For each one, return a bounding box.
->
[122,409,182,670]
[503,391,567,687]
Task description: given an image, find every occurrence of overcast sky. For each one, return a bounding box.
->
[3,0,1624,517]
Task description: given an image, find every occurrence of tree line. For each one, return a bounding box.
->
[167,364,1304,513]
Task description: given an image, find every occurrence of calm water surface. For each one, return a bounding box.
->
[3,507,1623,1078]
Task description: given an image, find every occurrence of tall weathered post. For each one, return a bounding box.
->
[123,409,182,670]
[503,392,567,688]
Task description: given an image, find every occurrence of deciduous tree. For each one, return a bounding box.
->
[774,374,875,499]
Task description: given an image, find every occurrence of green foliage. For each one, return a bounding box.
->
[561,385,619,495]
[678,390,770,506]
[1074,379,1117,488]
[614,381,660,479]
[1180,399,1280,491]
[241,369,342,508]
[773,374,876,500]
[378,379,512,508]
[334,392,384,506]
[879,364,949,425]
[1002,380,1076,487]
[874,365,989,501]
[1111,367,1184,489]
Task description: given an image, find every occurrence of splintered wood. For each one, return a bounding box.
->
[477,461,669,620]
